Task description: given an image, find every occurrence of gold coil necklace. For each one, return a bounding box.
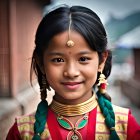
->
[50,94,97,116]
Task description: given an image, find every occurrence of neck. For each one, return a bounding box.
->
[53,90,93,105]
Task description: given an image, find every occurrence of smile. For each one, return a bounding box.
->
[61,82,83,90]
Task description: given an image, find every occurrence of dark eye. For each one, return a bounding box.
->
[51,58,64,63]
[79,57,90,62]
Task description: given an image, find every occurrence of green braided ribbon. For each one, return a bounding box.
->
[32,100,48,140]
[110,129,120,140]
[32,134,40,140]
[96,90,120,140]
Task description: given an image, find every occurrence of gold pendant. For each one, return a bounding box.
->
[67,40,75,47]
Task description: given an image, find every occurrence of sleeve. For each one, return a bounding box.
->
[6,122,21,140]
[127,110,140,140]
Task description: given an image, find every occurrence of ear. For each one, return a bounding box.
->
[98,51,108,72]
[34,52,45,74]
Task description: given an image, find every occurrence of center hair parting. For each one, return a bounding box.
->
[66,13,75,47]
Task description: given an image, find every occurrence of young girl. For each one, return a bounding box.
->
[6,5,140,140]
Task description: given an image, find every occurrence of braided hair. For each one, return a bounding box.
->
[31,55,48,140]
[95,51,119,140]
[31,5,120,140]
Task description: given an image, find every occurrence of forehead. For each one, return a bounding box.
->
[46,30,93,53]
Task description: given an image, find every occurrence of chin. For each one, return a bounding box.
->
[63,95,80,100]
[61,94,86,104]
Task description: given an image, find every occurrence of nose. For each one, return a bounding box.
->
[63,62,80,78]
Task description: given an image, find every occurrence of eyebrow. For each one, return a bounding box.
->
[47,52,64,56]
[78,51,94,55]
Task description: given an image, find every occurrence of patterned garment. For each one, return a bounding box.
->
[6,105,140,140]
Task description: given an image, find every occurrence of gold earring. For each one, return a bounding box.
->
[97,71,108,94]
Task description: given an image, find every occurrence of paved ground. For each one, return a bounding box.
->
[108,85,140,124]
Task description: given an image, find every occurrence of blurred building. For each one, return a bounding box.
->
[117,26,140,107]
[105,11,140,108]
[0,0,51,139]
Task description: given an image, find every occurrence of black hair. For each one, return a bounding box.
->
[34,5,111,78]
[31,5,119,140]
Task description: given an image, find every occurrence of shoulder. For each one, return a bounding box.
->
[15,114,35,139]
[6,122,21,140]
[112,105,140,139]
[6,114,35,140]
[16,114,35,125]
[112,104,129,114]
[15,113,52,139]
[96,105,129,139]
[112,105,129,126]
[112,105,129,139]
[127,110,140,140]
[112,104,129,121]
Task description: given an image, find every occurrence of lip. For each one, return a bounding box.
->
[61,81,83,90]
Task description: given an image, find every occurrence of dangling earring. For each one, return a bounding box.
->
[97,71,108,94]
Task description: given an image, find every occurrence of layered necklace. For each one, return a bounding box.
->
[50,94,97,140]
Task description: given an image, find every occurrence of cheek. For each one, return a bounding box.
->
[87,69,98,82]
[45,69,57,89]
[45,66,56,77]
[87,71,98,87]
[44,64,61,85]
[84,62,98,83]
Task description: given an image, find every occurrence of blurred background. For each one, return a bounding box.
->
[0,0,140,139]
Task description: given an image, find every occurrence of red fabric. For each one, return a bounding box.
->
[127,110,140,140]
[47,109,63,140]
[6,107,140,140]
[6,122,21,140]
[47,107,97,140]
[86,106,97,139]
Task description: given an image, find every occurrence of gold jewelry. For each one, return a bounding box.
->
[57,114,88,140]
[66,14,75,47]
[50,94,97,116]
[97,72,108,94]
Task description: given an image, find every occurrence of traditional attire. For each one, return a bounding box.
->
[6,104,140,140]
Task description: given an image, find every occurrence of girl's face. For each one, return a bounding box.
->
[43,31,106,104]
